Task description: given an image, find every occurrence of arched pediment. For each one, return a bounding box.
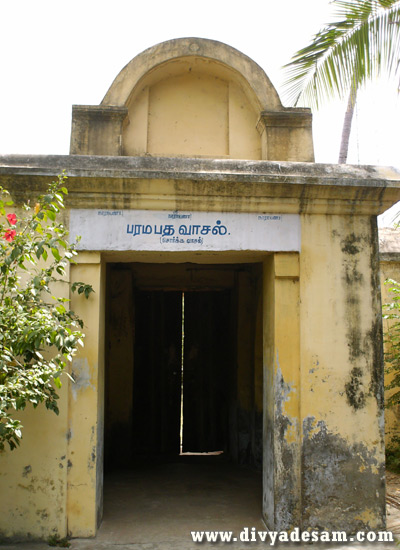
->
[70,38,314,161]
[101,38,282,112]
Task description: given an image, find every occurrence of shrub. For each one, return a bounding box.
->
[0,175,93,451]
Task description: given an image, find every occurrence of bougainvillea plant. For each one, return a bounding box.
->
[0,175,93,451]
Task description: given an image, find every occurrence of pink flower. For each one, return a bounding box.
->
[3,229,16,242]
[6,213,17,225]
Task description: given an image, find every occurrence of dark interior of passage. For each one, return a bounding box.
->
[104,262,263,471]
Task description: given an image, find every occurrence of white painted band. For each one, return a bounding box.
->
[70,209,301,252]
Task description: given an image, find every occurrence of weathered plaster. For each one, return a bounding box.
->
[274,361,300,530]
[302,418,385,532]
[263,254,301,531]
[299,214,386,532]
[70,358,95,401]
[0,155,398,216]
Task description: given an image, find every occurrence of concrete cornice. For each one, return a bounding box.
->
[257,109,313,132]
[380,252,400,262]
[71,105,128,118]
[0,154,399,215]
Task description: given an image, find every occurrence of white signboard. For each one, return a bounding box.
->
[69,209,301,252]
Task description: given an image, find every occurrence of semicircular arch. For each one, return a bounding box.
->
[101,37,282,112]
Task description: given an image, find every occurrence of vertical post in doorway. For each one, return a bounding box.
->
[263,253,300,530]
[68,252,105,536]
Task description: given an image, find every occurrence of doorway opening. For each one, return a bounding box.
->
[104,261,263,471]
[132,288,231,459]
[179,291,225,456]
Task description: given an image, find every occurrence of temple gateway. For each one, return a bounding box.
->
[0,38,400,540]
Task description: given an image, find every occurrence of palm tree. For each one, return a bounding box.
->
[283,0,400,163]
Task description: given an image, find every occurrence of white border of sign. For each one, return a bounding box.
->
[69,209,301,252]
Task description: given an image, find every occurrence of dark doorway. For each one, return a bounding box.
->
[182,290,231,453]
[104,262,263,471]
[131,289,232,457]
[132,290,182,456]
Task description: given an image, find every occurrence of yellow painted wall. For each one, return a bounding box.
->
[123,62,261,159]
[262,253,301,530]
[300,215,382,442]
[0,388,69,541]
[299,214,385,530]
[148,73,229,157]
[0,259,70,541]
[67,253,105,537]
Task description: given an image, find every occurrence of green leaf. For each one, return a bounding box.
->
[47,209,56,222]
[10,247,21,262]
[51,247,61,262]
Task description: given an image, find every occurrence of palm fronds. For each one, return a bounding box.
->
[283,0,400,108]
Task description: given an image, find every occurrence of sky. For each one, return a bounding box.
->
[1,0,399,220]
